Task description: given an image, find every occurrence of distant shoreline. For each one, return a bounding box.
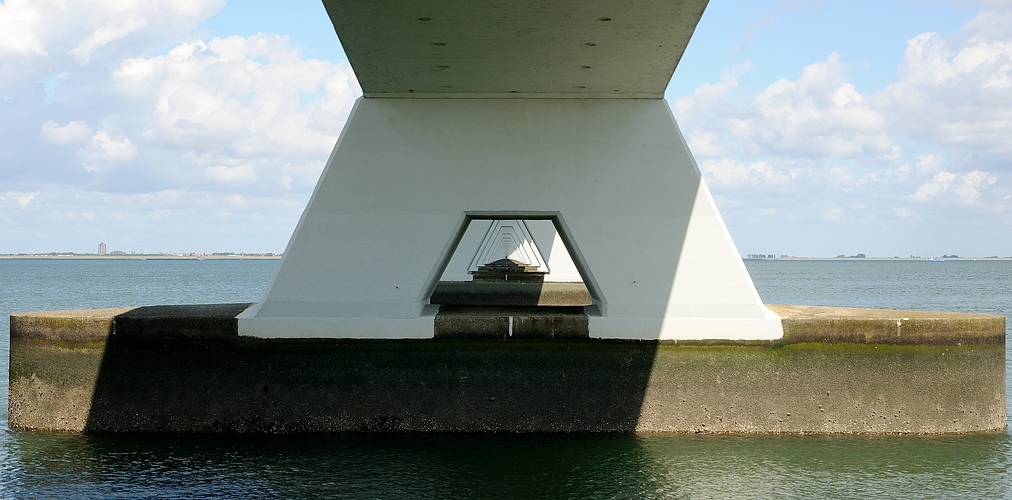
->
[3,255,1005,262]
[742,257,1011,261]
[0,254,281,260]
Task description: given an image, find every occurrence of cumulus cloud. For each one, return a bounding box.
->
[205,164,258,183]
[700,158,796,187]
[70,18,148,64]
[880,11,1012,154]
[76,129,137,171]
[40,120,93,145]
[0,0,361,253]
[673,8,1012,255]
[113,34,359,158]
[750,54,893,157]
[910,170,998,205]
[673,63,751,122]
[0,0,49,57]
[0,191,38,208]
[676,10,1012,200]
[677,56,895,160]
[0,0,224,61]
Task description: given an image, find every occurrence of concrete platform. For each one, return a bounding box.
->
[7,304,1006,434]
[434,306,589,340]
[430,281,593,307]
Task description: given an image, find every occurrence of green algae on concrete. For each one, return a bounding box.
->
[8,338,105,432]
[768,304,1005,345]
[9,308,128,343]
[7,304,1007,434]
[638,342,1005,434]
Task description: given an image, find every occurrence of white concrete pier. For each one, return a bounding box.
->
[238,0,783,340]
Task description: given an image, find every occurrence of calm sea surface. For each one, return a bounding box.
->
[1,259,1010,498]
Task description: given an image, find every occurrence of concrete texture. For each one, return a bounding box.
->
[434,306,589,339]
[768,304,1005,345]
[323,0,709,98]
[10,308,129,343]
[8,304,1007,434]
[113,304,252,341]
[10,304,252,343]
[430,282,593,306]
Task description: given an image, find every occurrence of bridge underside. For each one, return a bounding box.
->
[322,0,710,98]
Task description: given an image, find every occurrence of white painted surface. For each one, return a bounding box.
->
[441,219,492,281]
[528,220,584,282]
[322,0,709,98]
[239,98,782,340]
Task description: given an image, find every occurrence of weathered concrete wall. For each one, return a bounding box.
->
[430,282,592,307]
[768,305,1006,345]
[434,306,589,340]
[8,305,1007,434]
[9,308,127,343]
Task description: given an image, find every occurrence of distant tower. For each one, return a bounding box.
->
[98,242,107,256]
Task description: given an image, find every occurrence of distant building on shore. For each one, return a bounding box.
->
[98,243,107,256]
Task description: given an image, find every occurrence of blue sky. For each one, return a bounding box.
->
[1,0,1011,257]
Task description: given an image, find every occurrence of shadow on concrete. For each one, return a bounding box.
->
[74,303,664,433]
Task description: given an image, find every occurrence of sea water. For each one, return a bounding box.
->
[1,259,1010,498]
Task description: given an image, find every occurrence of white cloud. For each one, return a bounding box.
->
[670,8,1012,256]
[910,171,958,200]
[748,54,892,158]
[70,18,148,64]
[113,34,360,158]
[0,191,38,208]
[675,9,1012,220]
[40,120,93,145]
[0,0,224,61]
[673,63,750,121]
[76,130,137,171]
[0,0,48,57]
[916,154,943,174]
[205,164,257,183]
[686,132,729,157]
[910,169,997,204]
[700,158,796,187]
[675,54,894,161]
[881,11,1012,154]
[822,206,845,222]
[893,206,921,220]
[0,0,361,253]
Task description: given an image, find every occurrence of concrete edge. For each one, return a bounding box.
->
[767,304,1006,346]
[9,303,1007,346]
[10,304,253,343]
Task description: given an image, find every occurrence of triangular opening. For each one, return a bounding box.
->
[441,219,583,283]
[431,217,590,306]
[468,220,549,274]
[430,216,593,339]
